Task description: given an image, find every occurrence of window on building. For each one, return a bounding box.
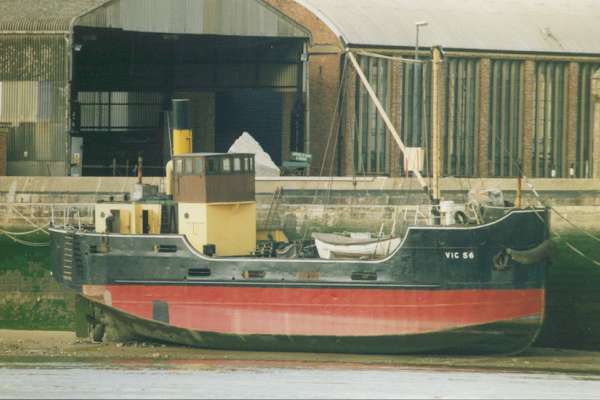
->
[488,60,523,177]
[233,157,241,172]
[532,62,568,177]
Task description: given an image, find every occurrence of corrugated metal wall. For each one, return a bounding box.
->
[351,54,598,179]
[0,34,68,176]
[445,58,479,177]
[354,55,390,175]
[399,60,432,157]
[576,63,599,178]
[172,62,299,89]
[532,62,568,177]
[488,59,524,177]
[356,56,478,177]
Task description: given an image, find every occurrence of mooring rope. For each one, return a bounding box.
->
[0,204,51,247]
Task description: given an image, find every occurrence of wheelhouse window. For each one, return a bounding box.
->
[207,158,217,174]
[194,158,203,175]
[184,158,193,175]
[175,159,183,175]
[222,158,231,173]
[233,157,241,172]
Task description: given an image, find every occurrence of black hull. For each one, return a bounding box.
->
[51,208,551,355]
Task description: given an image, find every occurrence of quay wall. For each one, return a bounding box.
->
[1,176,600,232]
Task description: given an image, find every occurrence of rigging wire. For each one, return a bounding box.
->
[1,231,49,247]
[0,204,52,247]
[355,51,428,64]
[302,57,350,240]
[0,223,50,236]
[486,106,600,266]
[324,58,350,209]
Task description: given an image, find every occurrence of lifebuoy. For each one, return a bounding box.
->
[454,211,468,225]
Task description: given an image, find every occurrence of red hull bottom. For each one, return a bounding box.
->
[86,285,544,339]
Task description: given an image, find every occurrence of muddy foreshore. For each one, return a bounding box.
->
[1,329,600,376]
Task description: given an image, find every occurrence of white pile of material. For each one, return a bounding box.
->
[228,131,280,177]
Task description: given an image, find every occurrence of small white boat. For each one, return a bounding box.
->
[312,232,402,260]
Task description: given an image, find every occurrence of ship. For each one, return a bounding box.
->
[49,50,552,355]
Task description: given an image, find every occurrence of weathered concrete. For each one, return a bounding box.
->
[4,176,600,197]
[1,176,600,232]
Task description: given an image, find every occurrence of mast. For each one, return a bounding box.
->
[347,51,431,197]
[431,46,443,203]
[515,160,523,208]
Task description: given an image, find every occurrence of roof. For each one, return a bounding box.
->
[0,0,308,39]
[297,0,600,54]
[0,0,109,32]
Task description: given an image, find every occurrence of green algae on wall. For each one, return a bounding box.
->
[535,232,600,350]
[0,234,75,331]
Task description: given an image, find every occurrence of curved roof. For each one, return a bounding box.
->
[0,0,110,32]
[297,0,600,54]
[0,0,309,39]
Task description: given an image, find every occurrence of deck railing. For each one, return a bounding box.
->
[0,203,95,228]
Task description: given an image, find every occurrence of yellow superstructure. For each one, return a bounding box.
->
[178,201,256,257]
[91,99,258,259]
[95,202,162,234]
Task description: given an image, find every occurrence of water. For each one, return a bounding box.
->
[1,362,599,399]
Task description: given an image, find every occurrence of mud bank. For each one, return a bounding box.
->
[2,329,600,376]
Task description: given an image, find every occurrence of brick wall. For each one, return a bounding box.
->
[263,0,343,176]
[477,59,491,177]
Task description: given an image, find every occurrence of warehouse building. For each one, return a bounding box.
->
[268,0,600,178]
[2,0,600,179]
[0,0,309,176]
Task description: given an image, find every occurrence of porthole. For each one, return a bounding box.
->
[184,212,190,219]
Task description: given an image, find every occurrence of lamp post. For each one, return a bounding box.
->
[415,21,429,60]
[412,21,429,147]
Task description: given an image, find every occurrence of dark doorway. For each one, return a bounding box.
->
[215,89,283,166]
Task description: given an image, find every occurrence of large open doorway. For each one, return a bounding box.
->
[70,27,305,176]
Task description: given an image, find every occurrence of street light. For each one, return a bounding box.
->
[415,21,429,60]
[412,21,428,148]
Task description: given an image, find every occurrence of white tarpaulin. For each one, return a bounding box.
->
[228,132,280,177]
